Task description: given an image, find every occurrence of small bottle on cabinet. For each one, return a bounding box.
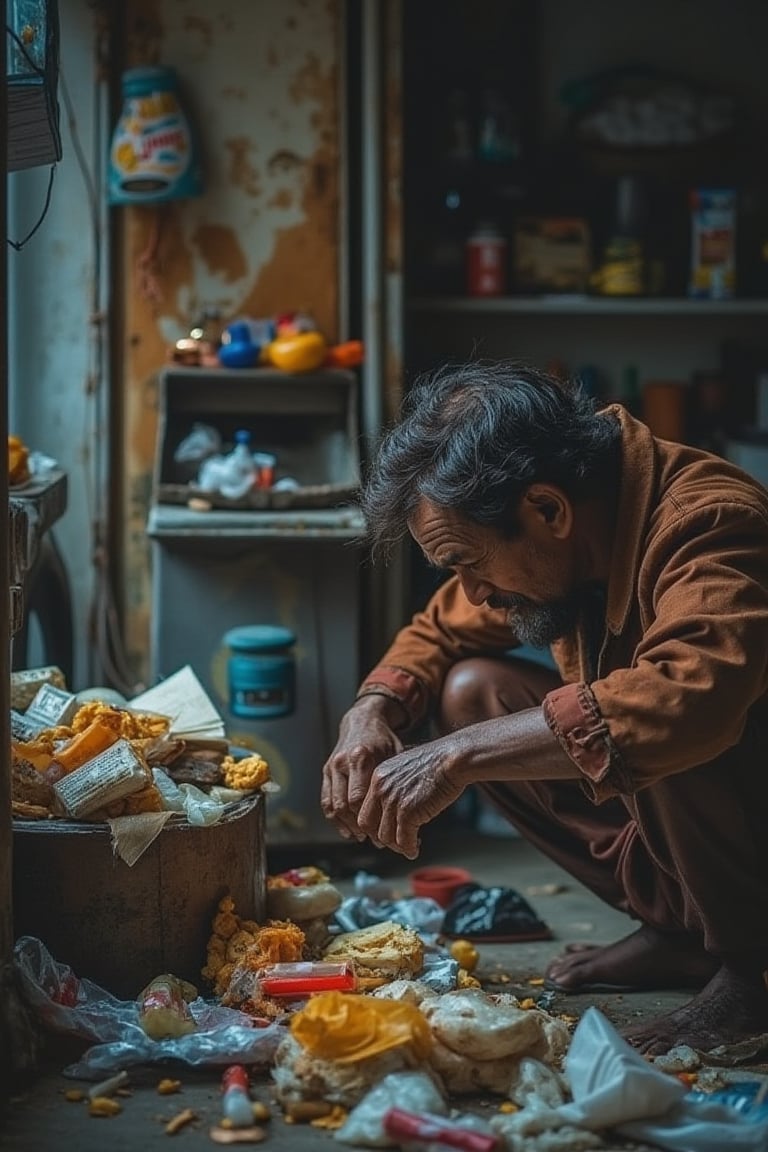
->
[466,221,508,297]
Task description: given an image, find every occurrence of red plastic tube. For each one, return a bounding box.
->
[383,1108,499,1152]
[258,961,356,997]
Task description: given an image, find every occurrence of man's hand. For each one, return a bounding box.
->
[356,736,467,860]
[321,696,405,843]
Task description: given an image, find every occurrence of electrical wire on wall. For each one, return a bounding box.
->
[5,20,58,248]
[56,6,143,696]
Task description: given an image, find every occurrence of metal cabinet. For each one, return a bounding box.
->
[148,367,364,846]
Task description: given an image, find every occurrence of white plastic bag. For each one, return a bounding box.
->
[336,1070,447,1147]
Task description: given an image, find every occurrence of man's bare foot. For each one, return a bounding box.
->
[545,925,717,992]
[622,963,768,1055]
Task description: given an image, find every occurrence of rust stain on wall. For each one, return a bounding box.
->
[193,224,248,282]
[267,149,303,174]
[244,49,339,338]
[225,136,262,199]
[124,1,164,64]
[122,204,195,668]
[120,0,343,674]
[182,13,214,45]
[267,188,294,210]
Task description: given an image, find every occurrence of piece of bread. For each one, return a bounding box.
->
[323,920,424,980]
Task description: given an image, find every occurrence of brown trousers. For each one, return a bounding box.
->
[439,657,768,961]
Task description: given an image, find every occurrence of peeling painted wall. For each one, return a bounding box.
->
[8,0,108,691]
[120,0,344,675]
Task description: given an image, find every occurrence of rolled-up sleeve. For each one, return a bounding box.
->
[543,682,631,802]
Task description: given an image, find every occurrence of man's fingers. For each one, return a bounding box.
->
[357,789,381,838]
[320,769,334,817]
[396,814,420,860]
[375,804,399,855]
[320,764,363,840]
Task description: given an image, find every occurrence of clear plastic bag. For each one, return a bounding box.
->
[14,936,284,1080]
[173,422,221,464]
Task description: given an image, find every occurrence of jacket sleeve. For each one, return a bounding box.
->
[544,501,768,801]
[357,576,518,727]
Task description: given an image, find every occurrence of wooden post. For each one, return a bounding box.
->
[0,56,40,1086]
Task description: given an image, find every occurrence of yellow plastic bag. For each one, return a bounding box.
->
[290,991,431,1065]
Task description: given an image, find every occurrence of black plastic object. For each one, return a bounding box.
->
[441,883,553,943]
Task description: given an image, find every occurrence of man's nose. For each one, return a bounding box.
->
[459,572,493,606]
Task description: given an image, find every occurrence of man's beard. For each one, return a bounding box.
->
[487,591,584,648]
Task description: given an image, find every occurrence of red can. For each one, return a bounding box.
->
[466,224,507,297]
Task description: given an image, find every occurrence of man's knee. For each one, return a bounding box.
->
[439,655,558,732]
[439,660,491,730]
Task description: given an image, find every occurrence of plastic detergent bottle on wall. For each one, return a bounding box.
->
[108,65,203,206]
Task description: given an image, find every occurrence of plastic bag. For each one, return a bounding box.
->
[441,883,552,942]
[14,936,284,1080]
[492,1008,768,1152]
[336,1070,447,1147]
[173,422,221,464]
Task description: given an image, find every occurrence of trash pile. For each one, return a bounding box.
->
[13,858,768,1150]
[10,665,275,848]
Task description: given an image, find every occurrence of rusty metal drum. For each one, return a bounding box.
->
[12,793,266,999]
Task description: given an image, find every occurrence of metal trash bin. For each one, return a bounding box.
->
[12,794,266,999]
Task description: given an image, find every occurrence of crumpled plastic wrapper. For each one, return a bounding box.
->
[273,1032,418,1110]
[14,936,285,1079]
[491,1008,768,1152]
[335,1070,447,1147]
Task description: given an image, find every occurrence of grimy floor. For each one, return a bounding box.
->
[4,823,767,1151]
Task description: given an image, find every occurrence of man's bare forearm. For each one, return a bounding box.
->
[447,706,581,786]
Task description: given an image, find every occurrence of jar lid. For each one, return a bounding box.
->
[121,66,177,97]
[224,625,296,652]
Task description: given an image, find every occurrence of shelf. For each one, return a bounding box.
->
[408,296,768,317]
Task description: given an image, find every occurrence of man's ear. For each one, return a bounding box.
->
[522,484,573,538]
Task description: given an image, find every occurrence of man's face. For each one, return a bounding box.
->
[409,498,585,647]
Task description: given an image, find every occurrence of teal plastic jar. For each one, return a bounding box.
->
[108,66,203,205]
[223,625,296,720]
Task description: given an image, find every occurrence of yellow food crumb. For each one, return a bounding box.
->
[528,977,545,986]
[212,911,239,939]
[498,1101,519,1114]
[64,1089,86,1102]
[88,1096,122,1117]
[310,1104,348,1129]
[519,997,536,1010]
[221,753,270,792]
[226,929,257,963]
[156,1078,182,1095]
[449,939,479,971]
[457,968,481,988]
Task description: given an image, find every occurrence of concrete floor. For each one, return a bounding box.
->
[3,819,766,1151]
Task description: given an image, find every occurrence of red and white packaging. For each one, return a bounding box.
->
[466,224,507,297]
